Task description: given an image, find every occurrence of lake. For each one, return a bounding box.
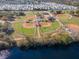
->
[0,43,79,59]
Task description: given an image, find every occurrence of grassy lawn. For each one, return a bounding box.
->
[41,21,60,33]
[58,14,70,20]
[26,11,36,16]
[13,21,60,35]
[60,17,79,25]
[18,16,26,20]
[58,14,79,25]
[13,11,60,35]
[13,22,35,35]
[17,11,37,20]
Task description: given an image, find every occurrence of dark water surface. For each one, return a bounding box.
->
[1,43,79,59]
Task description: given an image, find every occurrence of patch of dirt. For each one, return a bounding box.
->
[57,14,72,19]
[40,22,51,27]
[26,15,36,20]
[67,24,79,32]
[23,22,51,29]
[23,23,34,28]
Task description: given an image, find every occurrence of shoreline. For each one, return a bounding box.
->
[0,39,79,51]
[0,32,79,50]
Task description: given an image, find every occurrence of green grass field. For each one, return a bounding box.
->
[12,11,60,35]
[13,22,34,35]
[58,14,79,25]
[13,21,60,35]
[41,21,59,33]
[60,16,79,25]
[17,11,36,20]
[13,12,79,35]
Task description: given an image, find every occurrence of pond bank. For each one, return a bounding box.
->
[0,31,79,50]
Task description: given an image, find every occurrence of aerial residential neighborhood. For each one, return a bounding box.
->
[0,0,79,59]
[0,1,77,10]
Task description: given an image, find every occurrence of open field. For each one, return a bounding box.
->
[13,21,59,35]
[13,11,79,36]
[13,22,35,35]
[12,11,60,35]
[57,14,79,33]
[57,14,79,25]
[67,24,79,32]
[40,21,59,32]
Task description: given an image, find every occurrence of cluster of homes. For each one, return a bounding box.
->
[0,1,78,10]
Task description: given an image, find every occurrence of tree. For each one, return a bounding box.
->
[56,10,62,14]
[70,11,75,15]
[76,10,79,16]
[18,12,25,16]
